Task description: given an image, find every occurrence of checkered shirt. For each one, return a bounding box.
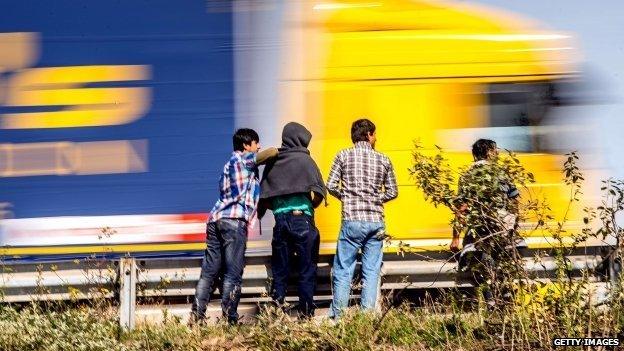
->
[326,141,398,222]
[209,151,260,225]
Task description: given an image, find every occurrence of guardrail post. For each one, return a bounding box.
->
[119,257,137,330]
[609,251,619,286]
[375,263,383,313]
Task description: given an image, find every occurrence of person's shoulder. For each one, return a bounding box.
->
[221,152,235,166]
[335,148,351,159]
[226,152,240,165]
[376,150,390,160]
[372,149,391,163]
[339,147,352,154]
[458,165,475,182]
[229,151,255,169]
[467,161,490,174]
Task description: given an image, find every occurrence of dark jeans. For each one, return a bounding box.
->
[271,212,320,317]
[458,240,528,307]
[191,218,247,323]
[458,250,496,304]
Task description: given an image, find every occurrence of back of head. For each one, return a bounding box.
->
[281,122,312,148]
[351,118,376,144]
[472,139,497,161]
[233,128,259,151]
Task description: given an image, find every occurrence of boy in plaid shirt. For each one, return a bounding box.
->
[191,128,276,324]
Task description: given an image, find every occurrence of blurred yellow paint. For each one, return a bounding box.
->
[288,0,583,248]
[2,65,150,129]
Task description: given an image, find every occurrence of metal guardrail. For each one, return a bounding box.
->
[0,246,610,329]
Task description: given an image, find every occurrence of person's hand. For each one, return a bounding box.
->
[311,192,324,208]
[454,203,468,222]
[450,237,460,253]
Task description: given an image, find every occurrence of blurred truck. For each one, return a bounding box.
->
[0,0,588,260]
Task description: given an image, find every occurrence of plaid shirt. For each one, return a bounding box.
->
[209,151,260,225]
[326,141,398,222]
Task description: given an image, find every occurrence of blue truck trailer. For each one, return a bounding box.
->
[0,1,243,259]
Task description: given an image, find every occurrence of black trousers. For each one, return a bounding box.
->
[271,212,320,317]
[458,240,528,306]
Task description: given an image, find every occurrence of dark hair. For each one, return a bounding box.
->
[472,139,497,161]
[233,128,259,151]
[351,118,376,143]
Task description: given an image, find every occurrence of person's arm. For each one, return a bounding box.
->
[450,227,461,253]
[311,162,327,208]
[507,182,520,215]
[326,153,343,200]
[381,157,398,203]
[450,203,467,252]
[311,191,324,208]
[256,147,278,165]
[257,198,269,219]
[450,175,468,252]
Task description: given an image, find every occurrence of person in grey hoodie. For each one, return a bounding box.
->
[259,122,327,318]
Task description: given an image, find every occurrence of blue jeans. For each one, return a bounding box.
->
[191,218,247,323]
[271,212,320,317]
[330,220,384,318]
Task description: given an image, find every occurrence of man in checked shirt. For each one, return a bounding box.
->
[326,118,398,318]
[191,128,277,325]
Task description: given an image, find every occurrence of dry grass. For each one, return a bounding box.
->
[1,281,622,351]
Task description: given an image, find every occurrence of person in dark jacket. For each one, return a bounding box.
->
[259,122,326,318]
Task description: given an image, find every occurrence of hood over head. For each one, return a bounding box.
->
[281,122,312,148]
